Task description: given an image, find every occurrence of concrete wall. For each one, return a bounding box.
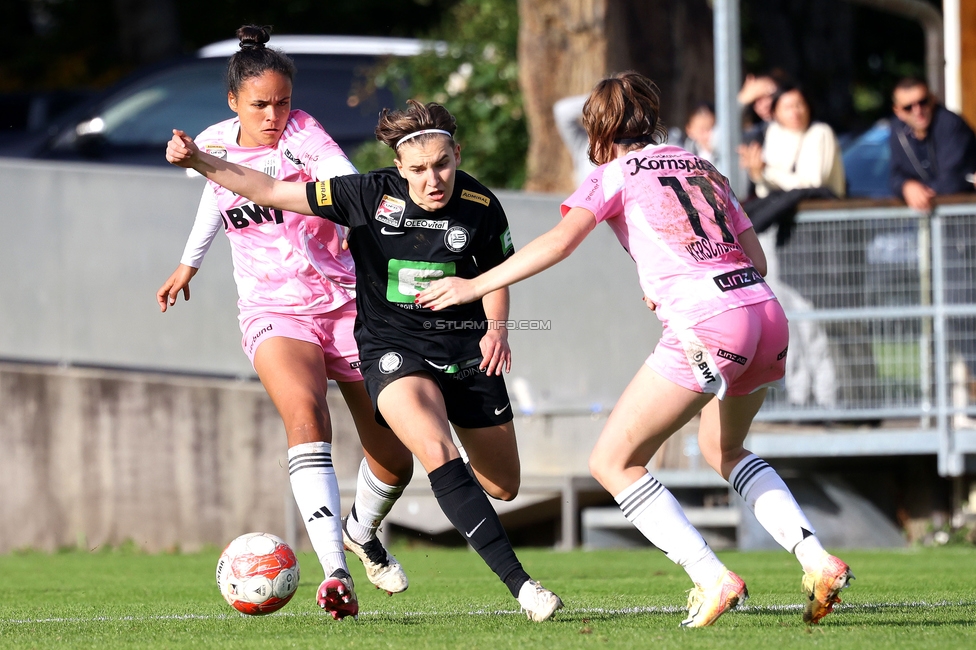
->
[0,361,368,553]
[0,159,666,552]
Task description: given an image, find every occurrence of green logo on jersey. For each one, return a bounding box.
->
[387,259,457,303]
[501,227,513,255]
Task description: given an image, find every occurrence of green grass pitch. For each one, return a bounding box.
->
[1,545,973,649]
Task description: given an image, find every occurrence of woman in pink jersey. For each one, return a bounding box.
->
[156,26,412,620]
[420,72,853,628]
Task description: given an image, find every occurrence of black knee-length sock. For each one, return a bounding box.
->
[429,458,530,597]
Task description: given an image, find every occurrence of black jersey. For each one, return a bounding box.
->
[305,168,514,362]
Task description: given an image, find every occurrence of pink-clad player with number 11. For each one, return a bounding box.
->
[420,71,854,628]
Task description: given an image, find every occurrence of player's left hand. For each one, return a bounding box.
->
[479,326,511,376]
[418,277,481,310]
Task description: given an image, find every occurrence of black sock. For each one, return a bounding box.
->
[429,458,529,597]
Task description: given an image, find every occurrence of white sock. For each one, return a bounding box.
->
[794,535,829,573]
[346,458,406,545]
[729,454,815,554]
[616,472,726,586]
[288,442,347,577]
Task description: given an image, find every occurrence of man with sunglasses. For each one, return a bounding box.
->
[889,76,976,212]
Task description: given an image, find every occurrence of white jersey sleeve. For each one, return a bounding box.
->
[180,183,222,268]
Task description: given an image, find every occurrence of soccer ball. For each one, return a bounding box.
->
[216,532,300,615]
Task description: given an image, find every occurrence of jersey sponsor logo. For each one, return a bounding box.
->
[777,346,789,361]
[204,144,227,159]
[349,360,362,369]
[283,147,304,168]
[625,155,714,176]
[314,180,332,207]
[444,226,469,252]
[692,350,718,383]
[404,217,449,230]
[500,227,513,255]
[386,259,456,303]
[680,332,727,398]
[375,195,406,227]
[713,267,765,292]
[224,203,284,229]
[381,227,405,235]
[717,349,748,366]
[460,189,490,207]
[378,352,403,374]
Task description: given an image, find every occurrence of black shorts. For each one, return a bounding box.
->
[360,348,514,430]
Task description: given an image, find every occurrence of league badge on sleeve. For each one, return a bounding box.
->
[375,195,406,227]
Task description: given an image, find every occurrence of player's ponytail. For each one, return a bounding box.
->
[227,25,296,96]
[583,72,667,166]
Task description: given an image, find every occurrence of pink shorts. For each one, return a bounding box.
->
[239,299,363,383]
[647,299,789,399]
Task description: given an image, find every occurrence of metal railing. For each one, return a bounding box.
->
[755,199,976,475]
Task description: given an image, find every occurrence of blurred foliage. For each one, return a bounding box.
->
[351,0,525,189]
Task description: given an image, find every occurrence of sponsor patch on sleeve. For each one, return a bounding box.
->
[500,227,513,255]
[204,144,227,159]
[315,180,332,207]
[461,189,490,207]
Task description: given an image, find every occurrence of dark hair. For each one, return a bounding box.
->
[893,76,928,94]
[374,99,457,156]
[686,101,715,126]
[582,72,668,166]
[226,25,296,96]
[770,83,810,115]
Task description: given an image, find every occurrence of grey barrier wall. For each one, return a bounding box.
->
[0,159,665,553]
[0,158,660,410]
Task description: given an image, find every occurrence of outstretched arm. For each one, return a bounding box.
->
[419,206,597,310]
[166,130,313,215]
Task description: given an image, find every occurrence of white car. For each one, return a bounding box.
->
[6,35,437,166]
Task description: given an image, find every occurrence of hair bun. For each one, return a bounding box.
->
[236,25,271,51]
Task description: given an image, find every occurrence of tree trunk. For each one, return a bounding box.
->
[519,0,715,193]
[518,0,609,193]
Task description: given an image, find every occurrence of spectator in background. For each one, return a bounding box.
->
[890,78,976,403]
[738,84,846,411]
[553,94,596,186]
[739,73,780,146]
[668,101,718,169]
[740,84,845,207]
[889,77,976,212]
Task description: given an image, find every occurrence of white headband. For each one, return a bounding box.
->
[395,129,453,149]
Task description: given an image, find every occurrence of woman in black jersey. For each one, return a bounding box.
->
[166,100,563,622]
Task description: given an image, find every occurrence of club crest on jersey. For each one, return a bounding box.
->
[375,195,406,227]
[378,352,403,374]
[262,156,279,177]
[204,144,227,159]
[444,226,469,252]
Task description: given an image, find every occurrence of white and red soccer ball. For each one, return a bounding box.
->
[216,532,300,615]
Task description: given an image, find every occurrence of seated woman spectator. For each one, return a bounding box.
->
[739,84,845,202]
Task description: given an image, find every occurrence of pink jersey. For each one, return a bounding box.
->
[191,110,357,319]
[562,143,775,331]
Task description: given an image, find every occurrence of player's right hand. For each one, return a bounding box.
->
[157,264,198,312]
[166,129,199,168]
